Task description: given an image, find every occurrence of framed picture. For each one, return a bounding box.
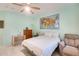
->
[40,14,59,29]
[0,20,4,28]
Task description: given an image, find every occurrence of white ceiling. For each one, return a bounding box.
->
[0,3,77,14]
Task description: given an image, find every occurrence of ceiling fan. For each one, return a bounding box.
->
[12,3,40,14]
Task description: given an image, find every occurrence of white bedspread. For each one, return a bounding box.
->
[22,36,60,56]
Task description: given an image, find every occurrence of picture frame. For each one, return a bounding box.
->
[0,20,4,28]
[40,14,59,29]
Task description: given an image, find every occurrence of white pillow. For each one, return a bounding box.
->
[44,31,59,38]
[44,32,53,37]
[39,32,45,36]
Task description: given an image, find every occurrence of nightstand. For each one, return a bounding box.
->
[33,33,39,37]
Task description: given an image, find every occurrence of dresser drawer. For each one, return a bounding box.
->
[23,29,32,39]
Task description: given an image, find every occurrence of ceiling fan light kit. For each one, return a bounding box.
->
[12,3,40,14]
[25,6,31,12]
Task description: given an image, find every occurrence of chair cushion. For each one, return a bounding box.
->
[64,38,69,45]
[68,39,75,47]
[65,34,79,39]
[63,46,79,56]
[75,39,79,47]
[64,38,75,47]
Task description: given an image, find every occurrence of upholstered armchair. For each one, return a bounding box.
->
[59,34,79,56]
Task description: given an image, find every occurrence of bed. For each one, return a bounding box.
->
[22,32,60,56]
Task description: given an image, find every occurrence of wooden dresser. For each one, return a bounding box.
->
[23,29,32,39]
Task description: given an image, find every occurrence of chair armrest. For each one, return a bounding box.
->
[59,41,65,55]
[77,45,79,49]
[59,41,65,48]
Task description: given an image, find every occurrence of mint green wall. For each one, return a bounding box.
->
[31,4,79,39]
[0,11,33,46]
[0,4,79,46]
[59,5,79,39]
[75,4,79,32]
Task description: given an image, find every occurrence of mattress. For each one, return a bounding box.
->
[22,36,60,56]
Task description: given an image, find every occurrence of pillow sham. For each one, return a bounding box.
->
[44,31,59,38]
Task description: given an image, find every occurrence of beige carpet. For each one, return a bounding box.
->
[0,46,25,56]
[0,45,60,56]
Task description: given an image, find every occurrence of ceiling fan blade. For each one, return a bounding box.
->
[12,3,23,6]
[20,9,24,12]
[31,6,40,10]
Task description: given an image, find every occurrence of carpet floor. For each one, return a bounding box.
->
[0,45,60,56]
